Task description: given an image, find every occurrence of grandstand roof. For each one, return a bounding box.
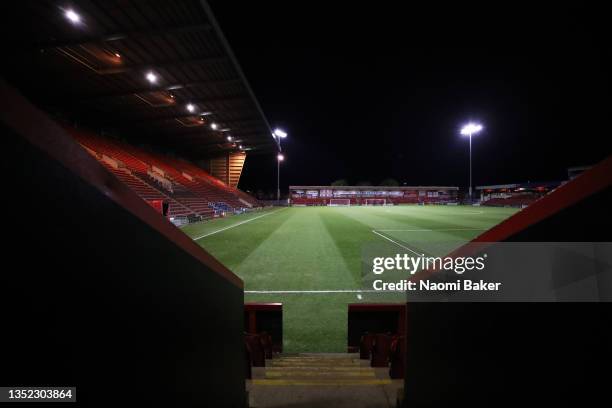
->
[476,181,562,190]
[1,0,277,159]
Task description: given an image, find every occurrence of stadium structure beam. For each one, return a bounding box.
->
[154,127,266,138]
[94,56,228,75]
[144,96,250,109]
[199,0,278,152]
[36,23,213,50]
[76,79,242,101]
[104,113,262,126]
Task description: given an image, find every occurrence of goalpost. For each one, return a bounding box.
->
[364,199,386,206]
[328,199,351,206]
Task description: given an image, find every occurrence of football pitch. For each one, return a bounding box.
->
[182,205,518,352]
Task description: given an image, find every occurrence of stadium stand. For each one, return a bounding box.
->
[477,181,561,208]
[290,186,459,206]
[69,128,261,221]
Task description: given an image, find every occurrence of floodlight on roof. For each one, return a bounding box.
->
[145,71,157,83]
[65,9,81,24]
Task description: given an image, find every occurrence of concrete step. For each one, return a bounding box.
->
[266,366,374,372]
[252,378,392,386]
[266,370,376,378]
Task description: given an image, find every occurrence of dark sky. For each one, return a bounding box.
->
[208,3,611,194]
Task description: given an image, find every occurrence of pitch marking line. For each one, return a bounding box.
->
[246,289,383,294]
[192,208,286,240]
[375,228,487,232]
[371,230,423,256]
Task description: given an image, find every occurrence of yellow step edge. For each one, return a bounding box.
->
[275,361,358,365]
[266,371,376,378]
[266,367,374,372]
[252,379,392,386]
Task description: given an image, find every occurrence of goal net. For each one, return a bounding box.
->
[328,199,351,206]
[364,199,386,206]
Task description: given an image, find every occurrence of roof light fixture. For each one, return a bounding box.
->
[145,71,157,83]
[64,9,81,24]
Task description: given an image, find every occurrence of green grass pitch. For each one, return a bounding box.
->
[181,205,517,352]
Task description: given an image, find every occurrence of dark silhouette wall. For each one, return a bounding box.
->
[403,169,611,407]
[1,80,246,407]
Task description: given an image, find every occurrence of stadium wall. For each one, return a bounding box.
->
[0,78,246,407]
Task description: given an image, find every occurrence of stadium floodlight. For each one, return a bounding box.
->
[460,122,483,201]
[145,71,157,83]
[273,128,288,201]
[273,128,288,138]
[460,123,483,136]
[186,103,195,113]
[64,9,81,24]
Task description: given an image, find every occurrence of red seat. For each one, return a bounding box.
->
[389,335,405,379]
[245,333,265,367]
[244,340,253,379]
[68,127,258,218]
[359,333,376,360]
[371,333,393,367]
[259,331,274,359]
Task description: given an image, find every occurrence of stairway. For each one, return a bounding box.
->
[247,353,402,408]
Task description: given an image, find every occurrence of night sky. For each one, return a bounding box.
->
[209,3,610,195]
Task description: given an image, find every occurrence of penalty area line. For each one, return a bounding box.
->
[192,208,286,240]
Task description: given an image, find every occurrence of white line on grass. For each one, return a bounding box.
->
[245,289,383,294]
[375,228,487,232]
[371,230,423,256]
[192,208,286,240]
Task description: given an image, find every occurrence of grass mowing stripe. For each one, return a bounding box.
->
[182,205,517,352]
